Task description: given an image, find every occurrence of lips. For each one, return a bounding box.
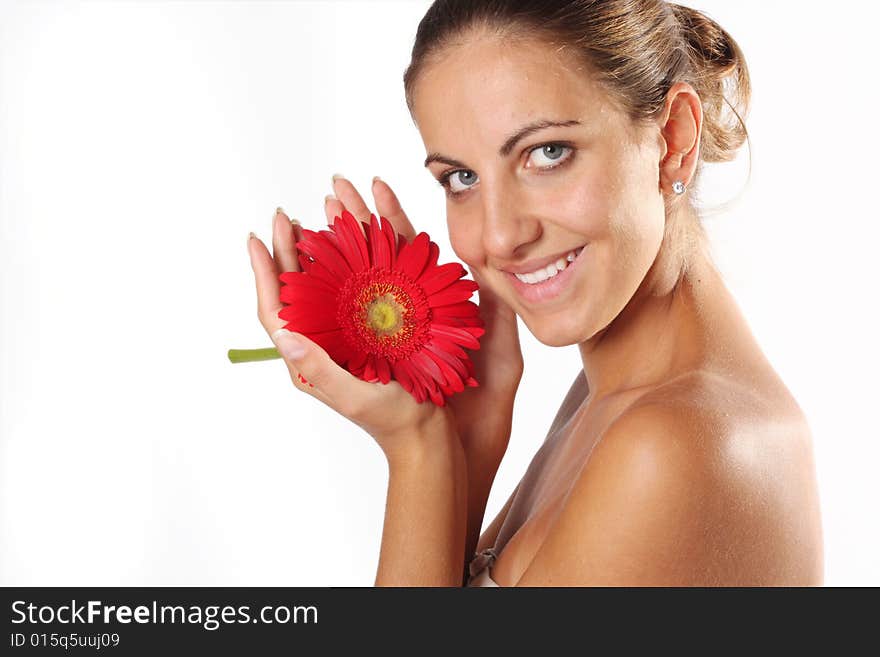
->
[500,245,588,275]
[504,243,587,304]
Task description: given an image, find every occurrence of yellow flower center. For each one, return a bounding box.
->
[366,293,405,337]
[339,270,429,359]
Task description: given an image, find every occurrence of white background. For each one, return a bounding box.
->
[1,0,877,586]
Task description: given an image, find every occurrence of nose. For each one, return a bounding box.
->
[479,175,542,263]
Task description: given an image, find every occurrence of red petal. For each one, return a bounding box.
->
[348,349,369,373]
[296,236,352,281]
[382,216,398,268]
[423,342,467,389]
[410,350,446,387]
[432,303,483,327]
[280,270,316,287]
[279,292,336,315]
[279,273,339,303]
[396,232,430,280]
[280,286,323,306]
[418,262,468,296]
[391,359,415,393]
[426,280,479,307]
[404,361,432,403]
[334,210,370,273]
[426,240,440,270]
[396,232,407,255]
[277,307,338,332]
[428,386,445,406]
[363,353,378,383]
[375,355,392,384]
[430,324,480,349]
[430,300,480,318]
[368,213,392,269]
[305,260,342,287]
[307,329,348,359]
[429,335,468,360]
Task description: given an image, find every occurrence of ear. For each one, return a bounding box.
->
[657,81,703,194]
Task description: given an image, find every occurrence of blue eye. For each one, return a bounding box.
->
[436,142,575,198]
[439,170,478,195]
[527,143,571,167]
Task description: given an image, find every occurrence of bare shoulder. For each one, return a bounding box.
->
[513,369,824,586]
[616,369,819,481]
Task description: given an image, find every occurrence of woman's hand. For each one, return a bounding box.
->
[325,175,524,472]
[247,201,456,465]
[445,264,523,467]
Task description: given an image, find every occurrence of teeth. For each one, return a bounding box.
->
[514,246,584,284]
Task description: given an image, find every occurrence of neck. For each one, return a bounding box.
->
[577,230,719,404]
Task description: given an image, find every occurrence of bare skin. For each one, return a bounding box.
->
[409,31,823,585]
[249,30,823,585]
[477,251,824,585]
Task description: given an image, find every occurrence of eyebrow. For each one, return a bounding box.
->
[423,118,582,168]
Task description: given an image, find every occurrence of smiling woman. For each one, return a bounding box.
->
[396,0,823,587]
[247,0,822,588]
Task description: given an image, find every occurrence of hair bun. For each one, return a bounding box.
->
[669,3,751,165]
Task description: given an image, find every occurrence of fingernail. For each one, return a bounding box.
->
[325,194,336,204]
[331,173,345,183]
[372,176,382,186]
[248,231,256,242]
[271,328,307,360]
[289,217,301,226]
[275,206,285,217]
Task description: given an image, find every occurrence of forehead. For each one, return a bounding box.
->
[412,35,616,147]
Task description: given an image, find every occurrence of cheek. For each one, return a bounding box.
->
[595,154,665,257]
[603,203,664,280]
[447,213,482,265]
[581,169,665,310]
[555,155,626,241]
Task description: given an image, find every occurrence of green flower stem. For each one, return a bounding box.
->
[227,346,282,363]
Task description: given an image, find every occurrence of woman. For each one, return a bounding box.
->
[248,0,823,586]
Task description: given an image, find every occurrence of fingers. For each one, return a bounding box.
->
[249,227,336,405]
[468,265,521,363]
[331,174,372,224]
[325,174,416,247]
[271,329,337,408]
[272,207,301,274]
[371,176,416,243]
[470,266,515,321]
[247,233,285,335]
[270,328,380,418]
[324,194,353,232]
[325,178,366,239]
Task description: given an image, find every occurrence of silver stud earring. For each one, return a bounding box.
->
[672,180,686,195]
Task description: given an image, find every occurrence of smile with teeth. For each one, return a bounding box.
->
[513,246,585,284]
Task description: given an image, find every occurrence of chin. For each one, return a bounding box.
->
[523,314,591,348]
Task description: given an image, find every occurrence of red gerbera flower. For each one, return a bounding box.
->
[276,209,484,406]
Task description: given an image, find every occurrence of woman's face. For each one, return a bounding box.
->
[411,35,668,347]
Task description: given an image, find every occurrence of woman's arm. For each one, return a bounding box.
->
[460,440,505,580]
[375,418,469,587]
